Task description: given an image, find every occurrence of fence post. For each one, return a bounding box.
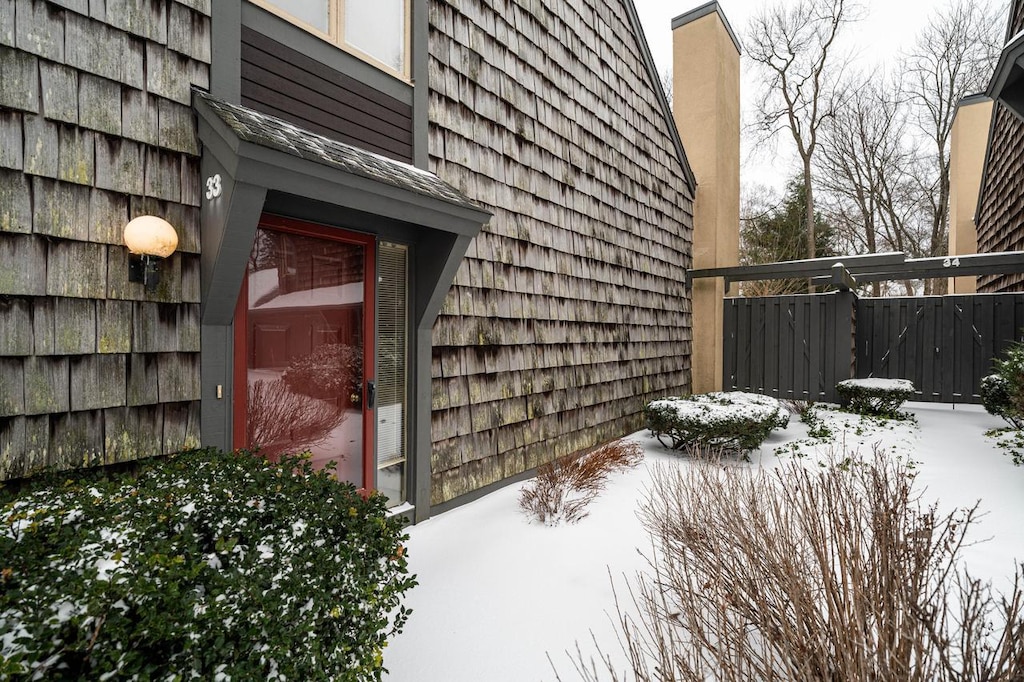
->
[827,290,858,403]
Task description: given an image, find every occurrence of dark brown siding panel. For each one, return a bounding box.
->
[240,27,413,163]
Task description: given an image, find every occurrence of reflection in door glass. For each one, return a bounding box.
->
[245,227,364,485]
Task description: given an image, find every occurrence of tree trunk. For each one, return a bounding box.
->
[803,157,816,261]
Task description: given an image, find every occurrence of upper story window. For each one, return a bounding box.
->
[254,0,409,78]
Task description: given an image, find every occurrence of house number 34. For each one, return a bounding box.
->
[205,174,223,200]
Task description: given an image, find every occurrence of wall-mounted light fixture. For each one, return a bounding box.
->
[124,215,178,291]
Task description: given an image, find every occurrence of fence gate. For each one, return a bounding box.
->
[723,292,1024,404]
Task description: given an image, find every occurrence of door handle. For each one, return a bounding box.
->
[366,380,376,409]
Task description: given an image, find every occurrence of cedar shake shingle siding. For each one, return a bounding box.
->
[977,0,1024,292]
[427,0,694,503]
[0,1,210,478]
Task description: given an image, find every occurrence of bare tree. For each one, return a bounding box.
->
[902,0,1003,293]
[660,68,673,107]
[816,72,919,295]
[746,0,861,263]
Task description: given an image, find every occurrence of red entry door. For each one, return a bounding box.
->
[234,215,376,490]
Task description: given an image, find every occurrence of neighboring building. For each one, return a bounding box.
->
[947,94,993,295]
[0,0,695,521]
[976,0,1024,291]
[671,2,739,395]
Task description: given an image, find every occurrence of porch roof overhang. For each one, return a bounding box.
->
[688,251,1024,291]
[988,29,1024,123]
[193,90,492,325]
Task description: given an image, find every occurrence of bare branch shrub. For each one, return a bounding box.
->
[520,440,643,525]
[247,379,346,459]
[567,449,1024,681]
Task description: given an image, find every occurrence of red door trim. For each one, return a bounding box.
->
[233,213,377,491]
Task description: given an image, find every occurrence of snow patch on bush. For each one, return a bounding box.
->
[645,392,789,457]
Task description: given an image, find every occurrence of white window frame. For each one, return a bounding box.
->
[251,0,411,81]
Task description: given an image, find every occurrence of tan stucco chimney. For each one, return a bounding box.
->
[948,95,994,294]
[672,2,740,394]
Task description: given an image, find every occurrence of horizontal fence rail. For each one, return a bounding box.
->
[724,292,1024,404]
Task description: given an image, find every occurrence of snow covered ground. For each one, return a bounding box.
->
[383,402,1024,681]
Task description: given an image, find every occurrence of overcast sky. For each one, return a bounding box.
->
[630,0,1002,188]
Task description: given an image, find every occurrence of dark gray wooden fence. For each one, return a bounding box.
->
[724,292,1024,404]
[723,292,856,403]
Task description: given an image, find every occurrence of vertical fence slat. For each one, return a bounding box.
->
[723,298,737,391]
[765,297,779,398]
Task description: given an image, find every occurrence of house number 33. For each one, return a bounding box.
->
[205,174,223,200]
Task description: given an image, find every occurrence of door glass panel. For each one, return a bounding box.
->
[245,227,364,485]
[376,242,408,505]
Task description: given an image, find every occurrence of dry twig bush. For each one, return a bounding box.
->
[565,449,1024,681]
[247,379,345,459]
[520,440,644,525]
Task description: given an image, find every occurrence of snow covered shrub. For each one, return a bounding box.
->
[0,449,415,681]
[282,343,362,400]
[836,378,915,418]
[645,392,789,458]
[569,449,1024,682]
[519,440,643,525]
[980,374,1022,428]
[983,343,1024,428]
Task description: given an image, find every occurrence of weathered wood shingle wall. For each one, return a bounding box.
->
[428,0,693,504]
[977,0,1024,293]
[0,0,210,479]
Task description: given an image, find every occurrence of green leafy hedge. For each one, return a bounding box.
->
[982,342,1024,429]
[836,378,914,418]
[645,392,789,457]
[0,449,415,681]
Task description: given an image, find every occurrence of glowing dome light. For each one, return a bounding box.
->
[123,215,178,258]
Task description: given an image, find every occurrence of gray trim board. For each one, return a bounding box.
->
[199,148,266,324]
[429,465,538,518]
[688,251,909,285]
[212,0,242,101]
[623,0,698,195]
[672,1,742,56]
[200,325,234,452]
[988,30,1024,123]
[691,250,1024,288]
[959,93,992,108]
[412,0,429,169]
[813,252,1024,285]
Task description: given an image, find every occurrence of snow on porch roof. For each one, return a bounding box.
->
[194,90,485,215]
